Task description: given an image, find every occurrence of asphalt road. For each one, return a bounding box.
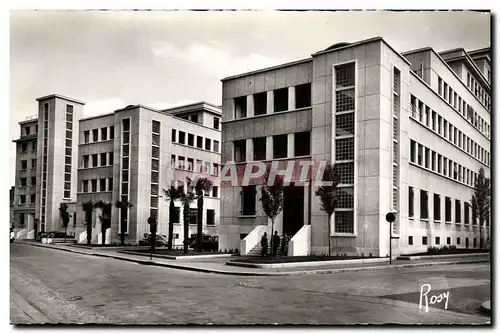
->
[10,243,490,325]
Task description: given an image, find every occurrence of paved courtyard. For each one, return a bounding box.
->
[10,243,490,325]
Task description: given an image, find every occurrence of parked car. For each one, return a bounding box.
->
[139,233,168,247]
[188,234,219,252]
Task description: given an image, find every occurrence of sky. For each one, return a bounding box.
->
[8,10,491,186]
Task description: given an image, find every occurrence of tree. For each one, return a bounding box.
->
[260,166,284,256]
[81,201,95,245]
[59,203,71,242]
[164,186,182,250]
[180,191,195,254]
[147,215,158,252]
[188,177,214,252]
[115,200,133,245]
[471,168,490,250]
[94,201,112,246]
[314,162,341,256]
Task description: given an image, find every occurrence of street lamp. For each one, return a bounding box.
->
[385,212,397,264]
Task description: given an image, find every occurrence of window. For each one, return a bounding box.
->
[20,178,27,187]
[431,152,436,171]
[177,156,185,169]
[464,203,470,224]
[445,197,451,222]
[109,152,114,165]
[21,143,28,152]
[83,180,89,193]
[92,154,98,167]
[92,129,98,142]
[31,176,36,186]
[234,96,247,119]
[295,83,312,109]
[187,158,194,171]
[213,117,220,130]
[408,236,413,246]
[455,200,461,223]
[21,160,27,170]
[335,113,355,136]
[179,131,185,144]
[84,131,90,143]
[213,140,220,153]
[337,162,354,184]
[32,142,37,151]
[417,144,423,165]
[197,136,203,148]
[337,187,354,208]
[172,207,180,224]
[410,140,416,163]
[189,209,198,225]
[435,237,440,245]
[101,128,107,141]
[20,195,26,204]
[188,133,194,146]
[273,134,288,159]
[100,179,106,192]
[171,129,176,142]
[205,138,211,151]
[212,186,218,198]
[31,159,37,169]
[241,186,256,215]
[274,88,288,112]
[109,126,114,139]
[30,194,36,204]
[206,209,216,225]
[295,131,311,156]
[434,194,441,221]
[447,237,451,245]
[100,153,107,167]
[425,148,430,168]
[408,187,414,217]
[254,92,267,116]
[334,211,354,233]
[91,179,97,192]
[336,137,354,160]
[420,190,428,219]
[253,137,267,161]
[190,115,198,124]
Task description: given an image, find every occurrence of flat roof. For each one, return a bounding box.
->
[163,101,221,115]
[36,94,86,105]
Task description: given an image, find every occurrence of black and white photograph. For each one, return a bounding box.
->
[7,5,492,327]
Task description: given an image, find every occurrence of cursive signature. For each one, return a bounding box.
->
[419,283,450,312]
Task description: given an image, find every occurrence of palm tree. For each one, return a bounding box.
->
[81,200,95,245]
[115,200,133,245]
[471,168,490,250]
[164,186,182,250]
[180,191,195,254]
[94,200,112,246]
[314,162,341,256]
[260,166,284,255]
[58,203,71,242]
[188,177,214,252]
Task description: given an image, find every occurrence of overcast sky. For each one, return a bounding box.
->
[9,10,490,185]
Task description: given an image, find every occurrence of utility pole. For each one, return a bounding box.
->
[385,212,396,264]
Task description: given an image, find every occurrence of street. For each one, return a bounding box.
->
[10,243,490,325]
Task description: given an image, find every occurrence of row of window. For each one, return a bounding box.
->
[466,72,490,111]
[41,105,49,227]
[410,95,489,166]
[21,124,37,137]
[20,159,37,170]
[82,152,114,169]
[175,182,219,198]
[150,120,161,218]
[171,129,220,153]
[410,139,478,187]
[19,176,37,187]
[409,235,477,248]
[82,178,113,193]
[233,131,311,163]
[408,186,489,226]
[83,126,115,144]
[392,68,401,234]
[120,119,131,207]
[234,83,312,119]
[171,154,221,176]
[437,76,490,136]
[64,106,73,199]
[20,141,37,153]
[179,113,221,130]
[169,207,216,225]
[18,194,36,205]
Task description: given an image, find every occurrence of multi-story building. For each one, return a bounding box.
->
[219,36,490,256]
[12,95,222,245]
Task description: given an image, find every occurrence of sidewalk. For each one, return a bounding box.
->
[14,240,491,277]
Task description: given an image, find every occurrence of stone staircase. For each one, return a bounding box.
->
[246,236,287,256]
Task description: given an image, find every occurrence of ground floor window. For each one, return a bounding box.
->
[408,236,413,245]
[422,236,427,245]
[334,211,354,233]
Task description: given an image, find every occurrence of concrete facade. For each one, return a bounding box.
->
[12,97,222,246]
[219,37,490,256]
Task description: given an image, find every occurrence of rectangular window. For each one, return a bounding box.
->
[213,140,220,153]
[21,160,27,170]
[420,190,428,219]
[84,131,90,143]
[32,142,37,151]
[438,77,443,96]
[435,237,440,245]
[20,178,27,187]
[234,96,247,119]
[273,134,288,159]
[91,179,97,192]
[108,178,113,191]
[188,133,194,146]
[100,153,107,167]
[295,83,312,109]
[241,186,256,215]
[294,131,311,156]
[189,209,198,225]
[425,148,430,168]
[408,236,413,246]
[337,162,354,184]
[434,194,441,221]
[171,129,176,142]
[417,144,423,165]
[335,112,355,136]
[101,127,107,141]
[92,129,99,142]
[30,194,36,204]
[455,200,461,223]
[445,197,451,222]
[196,136,203,148]
[31,176,36,186]
[253,137,267,161]
[178,131,185,144]
[213,117,220,130]
[20,195,26,204]
[334,211,354,233]
[422,236,428,245]
[212,186,218,198]
[205,138,211,151]
[206,209,216,225]
[254,92,267,116]
[234,140,246,162]
[410,140,416,163]
[274,88,289,112]
[409,186,414,217]
[100,179,106,192]
[336,137,354,161]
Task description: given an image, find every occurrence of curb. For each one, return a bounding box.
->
[226,257,387,268]
[397,252,490,260]
[480,300,491,315]
[14,241,490,277]
[118,250,237,260]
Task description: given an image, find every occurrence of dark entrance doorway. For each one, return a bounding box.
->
[283,185,304,237]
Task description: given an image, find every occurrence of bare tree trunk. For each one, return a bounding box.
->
[328,214,331,256]
[168,201,174,250]
[270,218,274,256]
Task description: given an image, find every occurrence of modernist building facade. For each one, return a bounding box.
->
[219,37,490,256]
[12,95,222,245]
